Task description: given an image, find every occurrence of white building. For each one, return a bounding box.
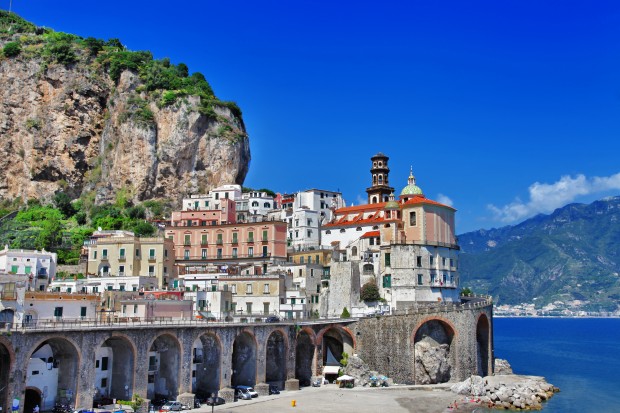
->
[0,246,57,291]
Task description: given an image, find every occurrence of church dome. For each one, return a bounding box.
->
[385,199,400,210]
[400,167,423,196]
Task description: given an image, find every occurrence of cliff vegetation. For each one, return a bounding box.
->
[0,11,250,210]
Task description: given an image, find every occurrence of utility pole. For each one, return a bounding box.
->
[9,0,12,13]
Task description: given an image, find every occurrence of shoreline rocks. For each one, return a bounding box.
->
[451,374,560,410]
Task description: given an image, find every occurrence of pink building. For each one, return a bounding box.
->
[165,212,288,275]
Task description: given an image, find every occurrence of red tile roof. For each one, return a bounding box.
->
[361,231,380,238]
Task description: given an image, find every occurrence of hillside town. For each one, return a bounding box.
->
[1,153,461,327]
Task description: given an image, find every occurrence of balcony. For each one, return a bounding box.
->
[148,256,156,262]
[101,255,109,261]
[175,252,272,261]
[119,256,126,262]
[216,240,223,245]
[247,238,254,244]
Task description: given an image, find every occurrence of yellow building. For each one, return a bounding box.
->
[86,231,176,288]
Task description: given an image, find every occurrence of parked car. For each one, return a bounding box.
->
[235,388,252,400]
[265,316,280,323]
[159,402,186,412]
[269,384,280,395]
[205,397,225,406]
[312,378,322,387]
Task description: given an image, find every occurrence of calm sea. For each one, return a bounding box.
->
[489,317,620,413]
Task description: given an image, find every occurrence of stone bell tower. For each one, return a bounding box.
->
[366,152,394,204]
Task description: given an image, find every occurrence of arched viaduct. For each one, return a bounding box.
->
[0,300,492,413]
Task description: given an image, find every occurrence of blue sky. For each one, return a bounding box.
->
[6,1,620,233]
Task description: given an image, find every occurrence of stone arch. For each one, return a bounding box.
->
[295,329,316,387]
[231,331,257,387]
[412,317,456,384]
[95,334,136,403]
[0,337,14,413]
[26,337,80,411]
[24,387,42,413]
[147,333,182,401]
[192,332,222,397]
[476,313,491,377]
[265,330,287,390]
[318,326,356,378]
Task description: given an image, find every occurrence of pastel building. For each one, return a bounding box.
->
[0,246,57,291]
[320,153,460,315]
[85,231,175,288]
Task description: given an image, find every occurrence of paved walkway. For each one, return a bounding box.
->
[193,384,484,413]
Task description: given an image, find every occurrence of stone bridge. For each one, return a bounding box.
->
[0,298,492,413]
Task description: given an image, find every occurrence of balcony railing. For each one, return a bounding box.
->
[176,253,272,261]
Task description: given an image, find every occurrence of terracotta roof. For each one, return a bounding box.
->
[361,231,380,238]
[402,195,456,210]
[334,202,386,214]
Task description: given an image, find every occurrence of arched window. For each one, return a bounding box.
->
[252,201,259,207]
[410,211,417,226]
[340,229,346,233]
[356,227,362,231]
[325,230,331,234]
[378,175,383,184]
[264,202,271,208]
[352,247,358,256]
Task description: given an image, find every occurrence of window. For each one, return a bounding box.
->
[263,283,270,294]
[184,234,191,245]
[148,265,155,276]
[232,247,238,258]
[164,249,168,258]
[262,246,268,257]
[252,201,259,207]
[201,234,208,245]
[232,232,238,243]
[315,255,320,263]
[430,273,436,284]
[264,202,270,208]
[417,256,422,267]
[217,248,222,259]
[248,231,254,242]
[262,230,268,241]
[10,265,18,273]
[384,253,391,267]
[291,297,296,305]
[80,307,87,317]
[352,247,358,256]
[450,258,455,268]
[102,249,108,258]
[430,256,434,266]
[295,230,299,238]
[184,250,190,259]
[410,211,417,226]
[101,378,108,388]
[248,247,254,257]
[417,274,424,285]
[215,193,220,200]
[119,265,125,275]
[263,302,270,314]
[340,229,345,233]
[54,307,63,317]
[92,250,97,260]
[119,248,125,258]
[149,248,155,259]
[136,248,140,257]
[442,257,446,267]
[231,284,237,294]
[300,257,304,264]
[369,237,374,245]
[308,256,312,264]
[217,233,223,245]
[382,274,391,288]
[246,284,253,294]
[246,302,252,314]
[307,218,312,226]
[201,249,207,259]
[134,304,138,314]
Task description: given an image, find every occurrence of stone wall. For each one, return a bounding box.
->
[351,301,493,384]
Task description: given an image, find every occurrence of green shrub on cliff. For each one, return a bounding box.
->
[3,41,21,57]
[0,10,37,34]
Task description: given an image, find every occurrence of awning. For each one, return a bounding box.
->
[323,366,340,375]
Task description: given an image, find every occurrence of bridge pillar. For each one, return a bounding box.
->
[75,335,97,409]
[133,337,150,403]
[10,342,28,413]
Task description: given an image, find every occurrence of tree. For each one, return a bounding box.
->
[53,191,75,218]
[461,287,473,297]
[360,280,381,302]
[340,307,350,318]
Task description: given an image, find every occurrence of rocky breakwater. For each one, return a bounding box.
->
[451,374,559,410]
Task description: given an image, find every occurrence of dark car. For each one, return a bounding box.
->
[265,316,280,323]
[268,384,280,395]
[205,397,225,406]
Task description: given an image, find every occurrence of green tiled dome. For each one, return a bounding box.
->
[400,167,423,196]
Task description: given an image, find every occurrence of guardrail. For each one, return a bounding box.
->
[391,295,493,316]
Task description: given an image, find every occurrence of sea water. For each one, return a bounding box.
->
[490,317,620,413]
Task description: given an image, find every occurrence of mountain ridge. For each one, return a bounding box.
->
[458,196,620,311]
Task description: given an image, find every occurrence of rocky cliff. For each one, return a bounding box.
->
[0,12,250,206]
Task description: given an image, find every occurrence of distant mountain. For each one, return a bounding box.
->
[458,197,620,311]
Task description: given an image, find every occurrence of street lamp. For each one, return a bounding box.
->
[210,393,215,413]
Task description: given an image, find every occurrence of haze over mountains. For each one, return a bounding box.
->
[458,196,620,311]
